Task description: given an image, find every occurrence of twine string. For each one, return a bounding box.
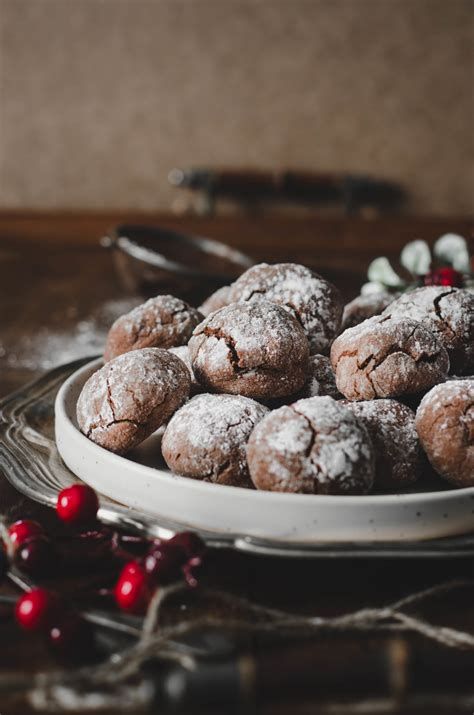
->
[1,566,470,711]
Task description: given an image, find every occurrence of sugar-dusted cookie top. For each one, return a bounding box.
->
[188,300,309,400]
[331,315,449,400]
[227,263,343,355]
[343,399,422,490]
[104,295,203,361]
[77,348,190,454]
[382,286,474,374]
[415,379,474,487]
[247,396,375,495]
[162,393,268,487]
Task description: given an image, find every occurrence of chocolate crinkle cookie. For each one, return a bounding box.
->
[77,348,190,454]
[104,295,203,361]
[198,285,232,316]
[168,345,201,394]
[415,380,474,487]
[188,300,309,399]
[162,393,268,487]
[342,399,422,490]
[382,286,474,374]
[341,291,397,331]
[246,396,375,495]
[227,263,343,355]
[330,315,449,401]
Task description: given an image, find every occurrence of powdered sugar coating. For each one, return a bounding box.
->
[162,393,269,487]
[198,285,232,316]
[104,295,202,361]
[415,379,474,487]
[383,287,474,374]
[188,300,309,399]
[330,315,450,400]
[168,345,201,394]
[342,399,422,490]
[342,291,397,331]
[77,348,190,454]
[227,263,343,354]
[246,396,375,494]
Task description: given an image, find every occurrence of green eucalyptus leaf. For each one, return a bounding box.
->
[434,234,470,272]
[367,257,402,287]
[400,240,431,276]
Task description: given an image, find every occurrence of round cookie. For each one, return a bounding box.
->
[227,263,343,354]
[299,354,341,400]
[342,399,422,490]
[162,393,269,487]
[330,315,449,401]
[104,295,203,361]
[415,380,474,487]
[198,285,232,316]
[342,291,397,331]
[77,348,190,454]
[247,396,375,494]
[382,286,474,374]
[188,300,309,399]
[168,345,201,394]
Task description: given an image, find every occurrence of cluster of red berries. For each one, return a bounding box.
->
[115,530,205,614]
[1,483,206,657]
[422,266,465,288]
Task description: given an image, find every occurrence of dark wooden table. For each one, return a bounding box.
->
[0,212,473,715]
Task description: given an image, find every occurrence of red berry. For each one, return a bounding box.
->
[49,613,94,659]
[15,588,61,631]
[168,532,206,559]
[423,267,464,287]
[57,485,99,526]
[115,561,152,614]
[14,536,54,576]
[8,520,44,548]
[144,542,185,584]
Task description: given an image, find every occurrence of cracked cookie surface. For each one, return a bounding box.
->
[330,315,449,400]
[227,263,343,355]
[162,393,269,487]
[188,300,309,399]
[77,348,191,454]
[104,295,203,361]
[382,286,474,374]
[246,396,375,494]
[415,380,474,487]
[342,399,422,490]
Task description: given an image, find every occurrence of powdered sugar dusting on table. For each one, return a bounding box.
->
[1,298,140,371]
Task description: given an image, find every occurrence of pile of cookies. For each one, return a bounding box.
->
[76,263,474,495]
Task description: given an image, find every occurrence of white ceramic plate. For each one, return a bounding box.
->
[55,359,474,543]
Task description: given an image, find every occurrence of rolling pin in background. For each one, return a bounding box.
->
[168,168,407,217]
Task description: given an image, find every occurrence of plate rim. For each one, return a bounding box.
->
[1,356,474,556]
[57,357,474,508]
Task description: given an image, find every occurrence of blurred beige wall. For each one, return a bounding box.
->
[0,0,472,215]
